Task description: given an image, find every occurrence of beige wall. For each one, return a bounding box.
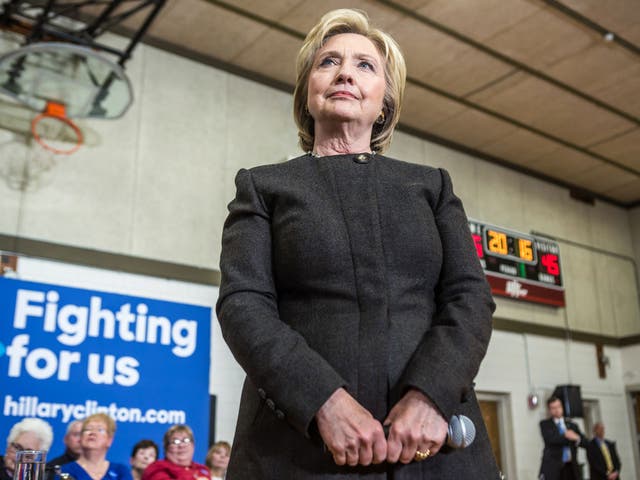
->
[1,38,638,338]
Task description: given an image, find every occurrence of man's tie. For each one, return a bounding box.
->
[600,440,614,473]
[557,420,571,463]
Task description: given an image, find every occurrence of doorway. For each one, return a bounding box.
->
[478,392,513,479]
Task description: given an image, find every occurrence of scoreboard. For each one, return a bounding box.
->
[468,220,565,307]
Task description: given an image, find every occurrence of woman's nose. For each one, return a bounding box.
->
[335,64,354,84]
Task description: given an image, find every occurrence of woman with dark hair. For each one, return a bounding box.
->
[129,439,158,480]
[217,8,498,479]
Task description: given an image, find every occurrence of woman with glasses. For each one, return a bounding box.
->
[142,425,210,480]
[1,418,53,480]
[60,413,132,480]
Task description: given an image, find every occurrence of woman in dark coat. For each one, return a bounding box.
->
[216,8,499,479]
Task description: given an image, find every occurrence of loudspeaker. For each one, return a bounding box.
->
[553,384,583,418]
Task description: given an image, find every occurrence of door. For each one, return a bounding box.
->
[479,399,502,472]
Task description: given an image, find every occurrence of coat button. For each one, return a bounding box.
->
[266,398,276,410]
[275,409,285,420]
[354,154,369,164]
[257,388,266,399]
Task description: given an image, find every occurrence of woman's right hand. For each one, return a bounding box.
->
[315,388,387,467]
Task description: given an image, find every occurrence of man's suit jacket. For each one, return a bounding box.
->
[586,438,621,480]
[539,418,587,480]
[217,154,498,479]
[1,456,13,480]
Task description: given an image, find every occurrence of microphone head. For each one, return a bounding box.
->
[447,415,476,448]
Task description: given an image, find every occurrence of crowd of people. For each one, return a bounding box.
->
[0,417,230,480]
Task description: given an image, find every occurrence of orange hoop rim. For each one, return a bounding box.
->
[31,102,84,155]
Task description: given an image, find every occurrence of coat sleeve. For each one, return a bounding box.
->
[216,168,347,437]
[568,421,588,449]
[397,168,495,419]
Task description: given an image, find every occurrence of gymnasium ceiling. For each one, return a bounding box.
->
[6,0,640,207]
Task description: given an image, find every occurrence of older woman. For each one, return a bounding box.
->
[204,441,230,480]
[141,425,209,480]
[1,418,53,480]
[60,414,131,480]
[217,8,498,479]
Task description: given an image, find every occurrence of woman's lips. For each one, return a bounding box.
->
[329,91,357,99]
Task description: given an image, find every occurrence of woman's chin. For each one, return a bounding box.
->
[318,113,371,128]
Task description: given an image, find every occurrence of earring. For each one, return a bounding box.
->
[376,111,385,125]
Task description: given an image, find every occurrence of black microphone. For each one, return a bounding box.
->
[383,414,476,449]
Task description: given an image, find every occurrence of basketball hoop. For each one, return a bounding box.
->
[31,101,83,154]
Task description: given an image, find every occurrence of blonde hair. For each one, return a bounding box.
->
[205,441,231,469]
[293,9,407,154]
[82,413,116,437]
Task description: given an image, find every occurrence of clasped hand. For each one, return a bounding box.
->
[315,387,448,466]
[564,429,580,442]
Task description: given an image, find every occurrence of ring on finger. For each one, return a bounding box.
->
[414,449,431,462]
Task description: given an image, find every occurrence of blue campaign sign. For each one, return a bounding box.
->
[0,276,211,466]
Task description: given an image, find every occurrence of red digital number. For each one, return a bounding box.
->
[472,234,483,258]
[541,253,559,276]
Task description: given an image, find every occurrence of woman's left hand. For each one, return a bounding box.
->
[384,388,448,464]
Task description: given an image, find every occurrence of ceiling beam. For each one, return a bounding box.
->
[376,0,640,126]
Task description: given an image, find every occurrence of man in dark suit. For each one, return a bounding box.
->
[586,422,621,480]
[46,420,83,467]
[539,395,587,480]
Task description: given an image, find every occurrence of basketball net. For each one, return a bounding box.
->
[0,132,56,192]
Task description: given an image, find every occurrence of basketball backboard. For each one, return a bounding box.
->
[0,41,133,119]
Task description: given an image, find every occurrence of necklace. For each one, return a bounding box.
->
[308,150,376,158]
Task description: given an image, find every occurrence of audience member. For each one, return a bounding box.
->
[1,418,54,480]
[586,422,621,480]
[47,420,83,466]
[60,413,132,480]
[142,425,209,480]
[204,442,230,480]
[539,395,587,480]
[130,440,158,480]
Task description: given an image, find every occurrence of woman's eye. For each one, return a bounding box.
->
[319,57,337,66]
[359,61,374,71]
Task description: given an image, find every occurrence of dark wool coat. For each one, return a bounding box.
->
[539,418,588,480]
[216,153,499,479]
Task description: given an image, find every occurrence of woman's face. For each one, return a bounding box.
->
[80,421,113,452]
[130,446,157,471]
[165,432,194,467]
[4,431,42,472]
[307,33,386,132]
[209,447,230,470]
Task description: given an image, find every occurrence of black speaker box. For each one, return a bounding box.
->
[553,384,583,418]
